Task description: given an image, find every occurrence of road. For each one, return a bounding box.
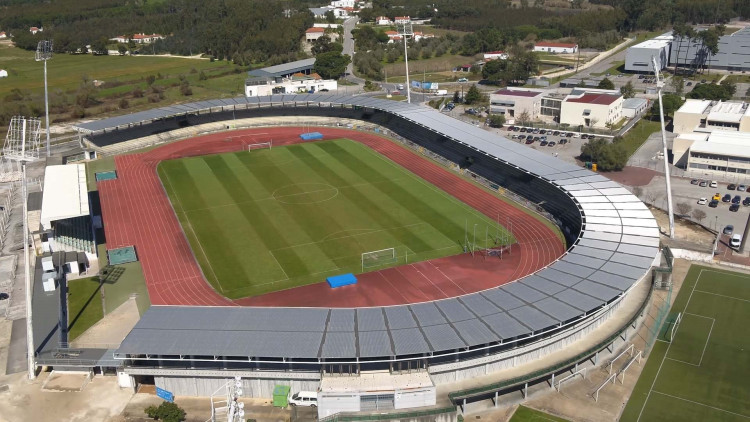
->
[341,17,364,85]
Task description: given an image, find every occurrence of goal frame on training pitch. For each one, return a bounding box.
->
[361,247,397,272]
[247,140,272,151]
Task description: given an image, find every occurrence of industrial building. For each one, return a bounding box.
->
[624,33,673,73]
[673,99,750,134]
[671,26,750,71]
[245,74,337,97]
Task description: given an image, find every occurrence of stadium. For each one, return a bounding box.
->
[47,94,659,418]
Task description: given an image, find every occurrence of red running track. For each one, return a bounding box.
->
[97,128,565,307]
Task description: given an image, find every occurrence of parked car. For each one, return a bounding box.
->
[572,133,580,138]
[511,134,518,139]
[519,135,526,140]
[712,193,721,201]
[710,181,718,188]
[520,127,527,132]
[559,138,568,145]
[548,141,556,146]
[686,81,692,86]
[533,129,540,134]
[722,194,732,202]
[690,179,699,185]
[566,133,574,138]
[699,180,708,187]
[730,203,740,212]
[744,197,750,206]
[553,131,560,136]
[0,292,8,301]
[731,234,742,248]
[580,134,588,140]
[457,77,469,83]
[540,140,548,146]
[540,129,547,134]
[525,138,534,144]
[733,195,741,204]
[697,197,707,205]
[709,200,719,208]
[508,126,516,131]
[738,184,747,192]
[728,183,737,190]
[723,225,734,235]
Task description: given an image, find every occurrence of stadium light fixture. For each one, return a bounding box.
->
[35,40,53,157]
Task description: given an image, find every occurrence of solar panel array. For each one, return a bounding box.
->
[88,94,660,361]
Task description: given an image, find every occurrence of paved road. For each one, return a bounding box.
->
[341,17,364,85]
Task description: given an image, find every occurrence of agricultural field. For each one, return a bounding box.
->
[158,139,511,299]
[620,265,750,421]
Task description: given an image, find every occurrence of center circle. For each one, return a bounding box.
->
[272,183,339,204]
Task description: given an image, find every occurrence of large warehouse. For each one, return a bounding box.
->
[624,32,673,73]
[671,26,750,71]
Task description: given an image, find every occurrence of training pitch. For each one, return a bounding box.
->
[158,139,512,299]
[620,265,750,422]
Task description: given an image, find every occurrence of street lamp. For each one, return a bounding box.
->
[35,40,53,157]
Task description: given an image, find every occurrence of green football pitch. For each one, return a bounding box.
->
[620,265,750,422]
[157,139,512,299]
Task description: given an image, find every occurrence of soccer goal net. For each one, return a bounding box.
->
[667,312,682,342]
[361,247,398,271]
[247,141,272,151]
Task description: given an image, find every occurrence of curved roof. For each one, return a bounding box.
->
[77,94,660,361]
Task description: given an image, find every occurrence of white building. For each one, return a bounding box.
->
[533,42,577,54]
[309,7,349,18]
[672,131,750,176]
[313,23,342,29]
[622,97,649,118]
[624,33,673,73]
[483,51,508,60]
[490,88,546,120]
[306,27,327,42]
[109,33,165,44]
[245,75,337,97]
[376,16,392,25]
[317,372,436,419]
[330,0,355,7]
[0,70,7,78]
[673,99,750,134]
[0,32,7,39]
[29,26,43,35]
[559,88,623,129]
[394,16,410,24]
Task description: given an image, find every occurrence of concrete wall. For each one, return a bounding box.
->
[155,375,320,398]
[395,387,436,409]
[673,110,704,134]
[672,136,694,168]
[319,393,361,418]
[625,45,669,73]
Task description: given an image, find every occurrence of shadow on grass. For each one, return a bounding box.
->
[67,278,103,335]
[99,265,125,284]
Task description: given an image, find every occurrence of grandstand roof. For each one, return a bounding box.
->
[40,164,89,230]
[82,94,661,362]
[247,58,316,79]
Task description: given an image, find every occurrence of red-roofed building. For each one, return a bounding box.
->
[533,42,577,54]
[561,89,623,128]
[305,27,327,42]
[394,16,411,23]
[29,27,43,35]
[0,31,7,39]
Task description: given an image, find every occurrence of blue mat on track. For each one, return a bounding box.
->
[327,273,357,288]
[300,132,323,141]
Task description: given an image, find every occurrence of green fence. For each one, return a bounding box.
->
[448,281,654,403]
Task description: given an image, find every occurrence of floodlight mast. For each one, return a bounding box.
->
[652,55,675,239]
[35,40,53,157]
[397,19,413,104]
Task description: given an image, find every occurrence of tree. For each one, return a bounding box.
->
[579,138,628,171]
[675,202,692,216]
[325,10,336,23]
[489,114,506,127]
[119,98,129,109]
[145,402,186,422]
[670,76,684,95]
[518,110,531,126]
[453,90,461,103]
[464,84,482,105]
[91,38,109,55]
[598,78,615,90]
[482,59,510,85]
[117,44,128,56]
[687,81,735,101]
[312,36,343,55]
[313,51,351,79]
[651,94,684,118]
[692,208,706,223]
[620,81,636,99]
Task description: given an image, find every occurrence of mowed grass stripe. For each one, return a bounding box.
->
[200,154,318,280]
[286,144,440,254]
[233,148,365,273]
[158,160,267,290]
[316,141,470,245]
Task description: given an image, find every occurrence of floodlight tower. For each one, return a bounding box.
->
[396,17,413,103]
[35,40,53,157]
[4,116,42,380]
[652,56,675,239]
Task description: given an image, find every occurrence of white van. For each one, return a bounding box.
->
[730,234,742,249]
[289,391,318,407]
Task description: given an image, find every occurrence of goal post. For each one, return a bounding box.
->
[668,312,682,342]
[247,140,272,151]
[361,247,397,271]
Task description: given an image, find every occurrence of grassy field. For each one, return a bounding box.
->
[620,265,750,422]
[619,118,662,158]
[510,406,569,422]
[67,277,104,341]
[158,138,512,299]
